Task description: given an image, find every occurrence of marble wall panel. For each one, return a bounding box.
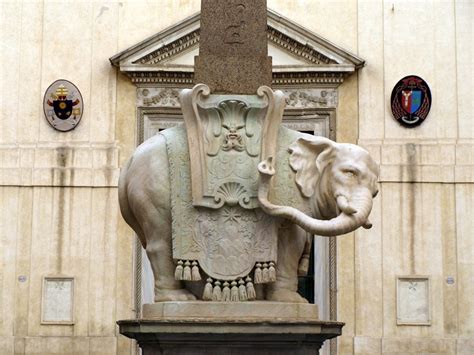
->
[383,0,455,140]
[457,338,474,354]
[357,0,384,140]
[68,188,93,337]
[0,187,19,336]
[0,2,21,145]
[89,336,117,355]
[88,188,118,336]
[455,1,473,139]
[337,231,356,349]
[381,183,422,337]
[27,187,68,337]
[382,337,456,354]
[13,188,34,337]
[353,336,382,354]
[90,2,119,143]
[39,1,93,144]
[268,0,358,52]
[438,184,458,336]
[0,336,13,355]
[117,0,200,52]
[117,334,133,355]
[354,192,383,336]
[24,336,89,355]
[382,183,459,339]
[115,213,135,354]
[115,76,137,165]
[337,74,359,144]
[456,184,474,337]
[432,0,458,139]
[17,2,43,144]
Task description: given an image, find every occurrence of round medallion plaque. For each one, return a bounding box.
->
[390,75,431,128]
[43,79,83,132]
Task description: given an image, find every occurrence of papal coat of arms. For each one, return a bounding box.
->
[391,75,431,128]
[43,80,83,132]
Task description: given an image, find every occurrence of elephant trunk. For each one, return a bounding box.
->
[257,158,373,237]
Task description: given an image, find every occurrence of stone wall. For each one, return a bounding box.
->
[0,1,472,354]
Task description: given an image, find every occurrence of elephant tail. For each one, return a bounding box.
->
[118,157,147,249]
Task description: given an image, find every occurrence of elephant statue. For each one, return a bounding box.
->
[118,123,379,303]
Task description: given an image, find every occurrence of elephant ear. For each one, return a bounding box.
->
[289,136,336,198]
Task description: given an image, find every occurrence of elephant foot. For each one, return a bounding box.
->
[155,288,197,302]
[266,288,309,303]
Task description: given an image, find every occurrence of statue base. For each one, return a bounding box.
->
[118,302,344,354]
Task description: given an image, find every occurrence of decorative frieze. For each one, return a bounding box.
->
[138,88,182,107]
[272,72,345,86]
[129,72,193,85]
[283,89,338,108]
[128,72,347,86]
[136,88,337,109]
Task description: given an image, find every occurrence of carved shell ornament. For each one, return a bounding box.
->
[214,181,250,207]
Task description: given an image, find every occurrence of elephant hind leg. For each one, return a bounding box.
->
[144,232,197,302]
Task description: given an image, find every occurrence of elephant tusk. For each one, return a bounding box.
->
[362,219,373,229]
[336,195,357,215]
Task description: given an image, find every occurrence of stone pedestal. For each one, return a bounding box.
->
[118,302,344,354]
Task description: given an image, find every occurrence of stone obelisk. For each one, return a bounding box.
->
[194,0,272,94]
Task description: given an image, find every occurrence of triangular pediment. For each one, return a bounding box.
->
[110,9,364,87]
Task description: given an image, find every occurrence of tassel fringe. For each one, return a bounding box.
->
[246,277,256,300]
[197,260,277,302]
[183,260,192,280]
[175,259,202,281]
[191,261,201,281]
[212,281,222,301]
[201,275,259,302]
[238,279,248,301]
[174,260,184,280]
[254,263,262,283]
[203,278,213,301]
[222,282,231,301]
[230,281,239,302]
[268,262,276,282]
[262,263,269,282]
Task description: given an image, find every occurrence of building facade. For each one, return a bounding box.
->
[0,0,472,354]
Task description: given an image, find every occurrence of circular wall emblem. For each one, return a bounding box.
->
[390,75,431,128]
[43,79,83,132]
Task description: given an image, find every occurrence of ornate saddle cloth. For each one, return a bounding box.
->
[161,125,309,285]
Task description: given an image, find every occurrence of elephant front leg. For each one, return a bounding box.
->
[266,223,309,303]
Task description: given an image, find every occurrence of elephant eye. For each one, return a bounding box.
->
[343,169,357,177]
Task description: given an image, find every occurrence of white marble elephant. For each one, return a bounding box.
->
[118,128,379,303]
